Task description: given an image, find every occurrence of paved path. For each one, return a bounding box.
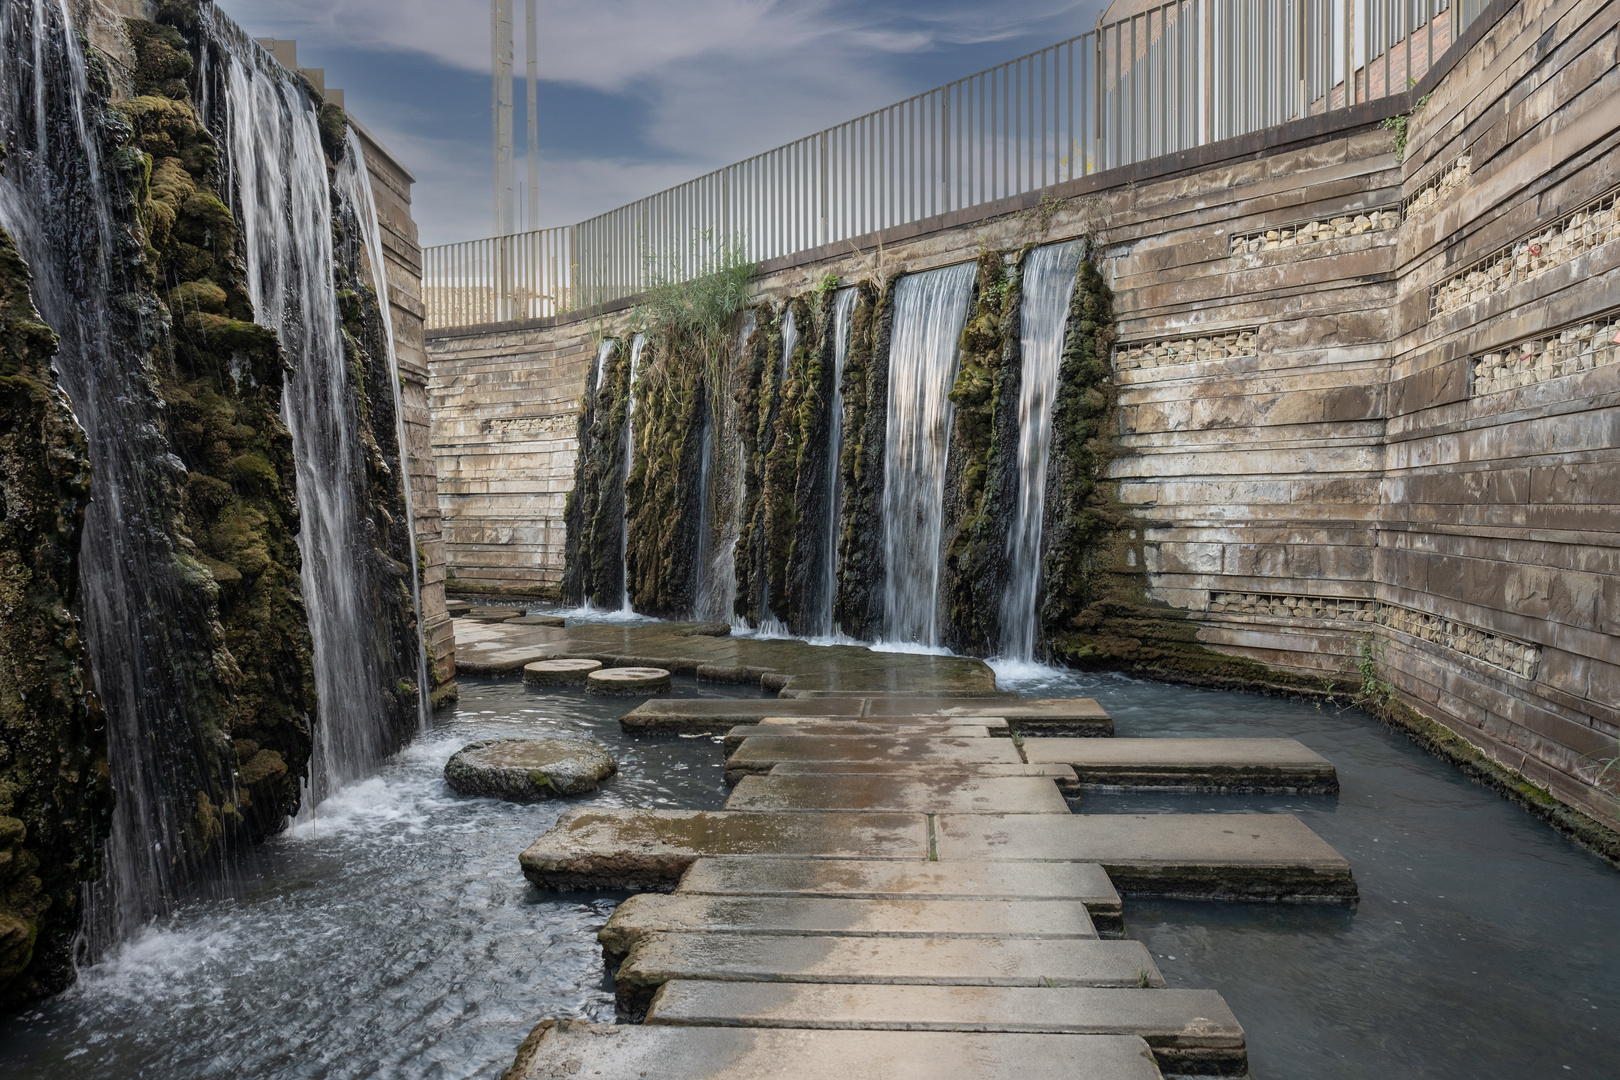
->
[506,689,1357,1078]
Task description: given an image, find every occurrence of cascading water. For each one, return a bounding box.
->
[751,307,796,635]
[881,262,977,646]
[1001,241,1084,661]
[619,333,646,611]
[0,0,237,950]
[699,311,753,625]
[811,288,857,638]
[214,23,422,805]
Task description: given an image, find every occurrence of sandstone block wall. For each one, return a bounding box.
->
[424,0,1618,823]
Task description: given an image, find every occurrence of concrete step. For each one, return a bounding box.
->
[723,722,1004,753]
[599,894,1098,958]
[725,735,1024,782]
[644,981,1245,1076]
[724,774,1072,815]
[674,857,1122,930]
[503,1020,1165,1080]
[616,934,1165,1017]
[623,696,1113,736]
[520,810,926,890]
[769,760,1078,781]
[935,813,1358,902]
[1024,737,1338,794]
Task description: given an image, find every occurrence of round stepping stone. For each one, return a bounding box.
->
[587,666,672,696]
[444,737,617,801]
[524,658,603,686]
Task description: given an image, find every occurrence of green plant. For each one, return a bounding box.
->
[814,271,840,296]
[1135,967,1152,988]
[1015,192,1070,244]
[1321,629,1394,712]
[1383,91,1432,163]
[632,227,756,422]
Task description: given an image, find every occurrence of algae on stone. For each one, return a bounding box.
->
[831,282,889,641]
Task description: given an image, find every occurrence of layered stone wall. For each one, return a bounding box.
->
[424,0,1618,831]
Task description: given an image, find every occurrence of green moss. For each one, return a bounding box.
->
[830,282,888,640]
[624,331,708,617]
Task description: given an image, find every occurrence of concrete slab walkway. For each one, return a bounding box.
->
[1024,736,1339,793]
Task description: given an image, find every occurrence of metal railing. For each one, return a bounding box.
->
[426,0,1487,330]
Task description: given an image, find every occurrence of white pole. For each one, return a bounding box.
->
[526,0,539,234]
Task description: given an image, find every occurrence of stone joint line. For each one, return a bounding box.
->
[1115,327,1258,372]
[1228,207,1399,255]
[1430,184,1620,317]
[1207,592,1542,679]
[1469,306,1620,396]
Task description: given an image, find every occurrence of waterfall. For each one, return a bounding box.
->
[700,311,753,625]
[332,129,431,728]
[620,333,646,612]
[751,307,795,635]
[812,288,857,638]
[0,0,237,949]
[1001,241,1084,661]
[881,262,977,647]
[216,27,420,805]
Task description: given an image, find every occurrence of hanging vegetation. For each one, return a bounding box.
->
[831,281,891,640]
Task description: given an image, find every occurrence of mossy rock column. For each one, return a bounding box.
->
[831,281,890,641]
[588,667,673,696]
[444,738,617,800]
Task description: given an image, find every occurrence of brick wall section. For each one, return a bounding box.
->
[425,0,1618,822]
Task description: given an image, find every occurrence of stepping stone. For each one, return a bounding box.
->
[723,722,1001,753]
[616,934,1164,1013]
[622,697,1113,736]
[444,599,473,616]
[443,737,616,800]
[503,1020,1164,1080]
[675,857,1121,931]
[599,894,1098,957]
[588,666,672,696]
[522,658,602,685]
[724,774,1071,815]
[770,761,1077,781]
[934,813,1358,902]
[520,810,927,890]
[1023,737,1339,794]
[644,981,1245,1076]
[505,614,567,627]
[725,735,1023,783]
[755,715,1013,732]
[467,605,526,621]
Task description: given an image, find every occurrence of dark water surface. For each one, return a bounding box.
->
[2,665,1616,1078]
[994,662,1620,1080]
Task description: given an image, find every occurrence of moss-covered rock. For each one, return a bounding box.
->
[733,304,780,625]
[625,332,708,618]
[831,282,889,640]
[563,340,631,608]
[0,227,112,1009]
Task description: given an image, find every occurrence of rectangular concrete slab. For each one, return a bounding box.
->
[623,696,1113,736]
[504,1020,1165,1080]
[757,715,1011,731]
[725,735,1024,783]
[724,723,1000,753]
[644,981,1244,1074]
[770,761,1078,781]
[934,813,1358,902]
[618,933,1165,992]
[724,774,1072,814]
[599,893,1098,956]
[864,697,1114,736]
[1024,737,1339,793]
[520,810,927,890]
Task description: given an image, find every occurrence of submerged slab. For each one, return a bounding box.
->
[503,1020,1163,1080]
[934,813,1357,902]
[724,774,1071,815]
[724,735,1023,782]
[645,981,1244,1074]
[623,696,1112,736]
[770,761,1078,780]
[599,894,1097,956]
[723,722,1000,753]
[520,810,927,890]
[1024,737,1339,793]
[618,933,1164,995]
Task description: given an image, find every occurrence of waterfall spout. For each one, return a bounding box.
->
[1001,241,1083,662]
[881,262,977,647]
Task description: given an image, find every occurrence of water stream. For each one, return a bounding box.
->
[880,262,977,646]
[1000,241,1083,661]
[810,288,857,639]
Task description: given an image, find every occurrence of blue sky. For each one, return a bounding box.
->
[217,0,1107,247]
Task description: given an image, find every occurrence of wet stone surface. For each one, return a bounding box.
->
[444,737,618,800]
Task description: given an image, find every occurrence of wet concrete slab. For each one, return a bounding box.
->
[934,813,1358,902]
[502,1020,1165,1080]
[519,810,927,890]
[622,696,1112,735]
[724,774,1072,815]
[724,735,1024,783]
[722,722,1002,754]
[768,760,1078,780]
[675,856,1122,931]
[599,894,1098,957]
[617,933,1164,995]
[1024,737,1339,793]
[643,981,1245,1075]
